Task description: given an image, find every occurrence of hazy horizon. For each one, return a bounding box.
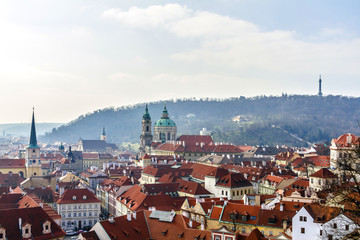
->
[1,0,359,123]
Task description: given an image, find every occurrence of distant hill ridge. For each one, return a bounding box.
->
[41,95,360,147]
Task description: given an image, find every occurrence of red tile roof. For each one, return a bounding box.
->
[273,201,305,212]
[220,202,261,225]
[0,172,24,187]
[304,155,330,167]
[309,168,337,178]
[176,179,211,195]
[216,172,253,188]
[143,183,179,195]
[57,188,100,204]
[0,158,25,168]
[209,205,223,220]
[0,206,65,239]
[303,204,341,223]
[177,135,214,146]
[142,165,192,178]
[118,185,182,212]
[332,133,359,148]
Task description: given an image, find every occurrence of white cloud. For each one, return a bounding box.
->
[102,4,190,29]
[103,4,360,76]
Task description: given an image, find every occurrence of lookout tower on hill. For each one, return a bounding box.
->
[318,74,323,97]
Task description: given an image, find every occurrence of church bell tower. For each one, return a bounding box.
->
[140,105,153,154]
[25,108,42,177]
[101,126,107,141]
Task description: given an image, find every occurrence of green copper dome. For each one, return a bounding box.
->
[154,118,176,127]
[154,104,176,127]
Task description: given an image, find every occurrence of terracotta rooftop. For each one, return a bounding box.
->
[0,158,25,168]
[216,172,253,188]
[309,168,337,178]
[0,207,65,239]
[57,188,100,204]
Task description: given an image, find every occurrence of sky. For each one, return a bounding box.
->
[0,0,359,124]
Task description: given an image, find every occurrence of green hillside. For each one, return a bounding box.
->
[41,95,360,147]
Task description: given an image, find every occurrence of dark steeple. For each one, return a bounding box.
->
[161,103,169,119]
[29,108,38,148]
[318,74,323,97]
[142,104,151,120]
[102,126,106,136]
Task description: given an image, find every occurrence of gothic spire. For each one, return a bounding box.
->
[102,126,106,136]
[29,108,38,147]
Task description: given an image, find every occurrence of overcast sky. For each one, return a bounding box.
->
[1,0,359,123]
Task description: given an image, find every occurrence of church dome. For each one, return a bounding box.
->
[154,104,176,127]
[154,118,176,127]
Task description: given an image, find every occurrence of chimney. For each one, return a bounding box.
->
[109,216,114,223]
[189,219,193,228]
[132,211,137,220]
[255,195,261,206]
[224,200,228,205]
[283,219,288,230]
[19,218,22,230]
[39,202,43,208]
[127,212,131,221]
[201,219,205,230]
[280,203,284,211]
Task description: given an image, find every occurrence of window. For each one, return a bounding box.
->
[301,228,305,234]
[346,225,349,230]
[68,213,71,217]
[74,213,77,217]
[214,236,221,240]
[84,212,87,217]
[89,220,92,225]
[89,212,92,217]
[320,230,322,236]
[328,235,333,240]
[79,212,81,217]
[242,228,246,233]
[333,223,337,229]
[25,228,29,234]
[300,216,307,222]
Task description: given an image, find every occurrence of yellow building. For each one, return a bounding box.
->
[0,159,26,178]
[207,202,294,237]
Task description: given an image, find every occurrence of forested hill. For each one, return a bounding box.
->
[41,95,360,147]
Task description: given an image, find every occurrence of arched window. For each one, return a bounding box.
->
[167,133,171,140]
[146,126,149,132]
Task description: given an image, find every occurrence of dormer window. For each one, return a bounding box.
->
[42,220,51,234]
[22,223,32,239]
[72,196,77,200]
[83,195,87,200]
[0,227,6,240]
